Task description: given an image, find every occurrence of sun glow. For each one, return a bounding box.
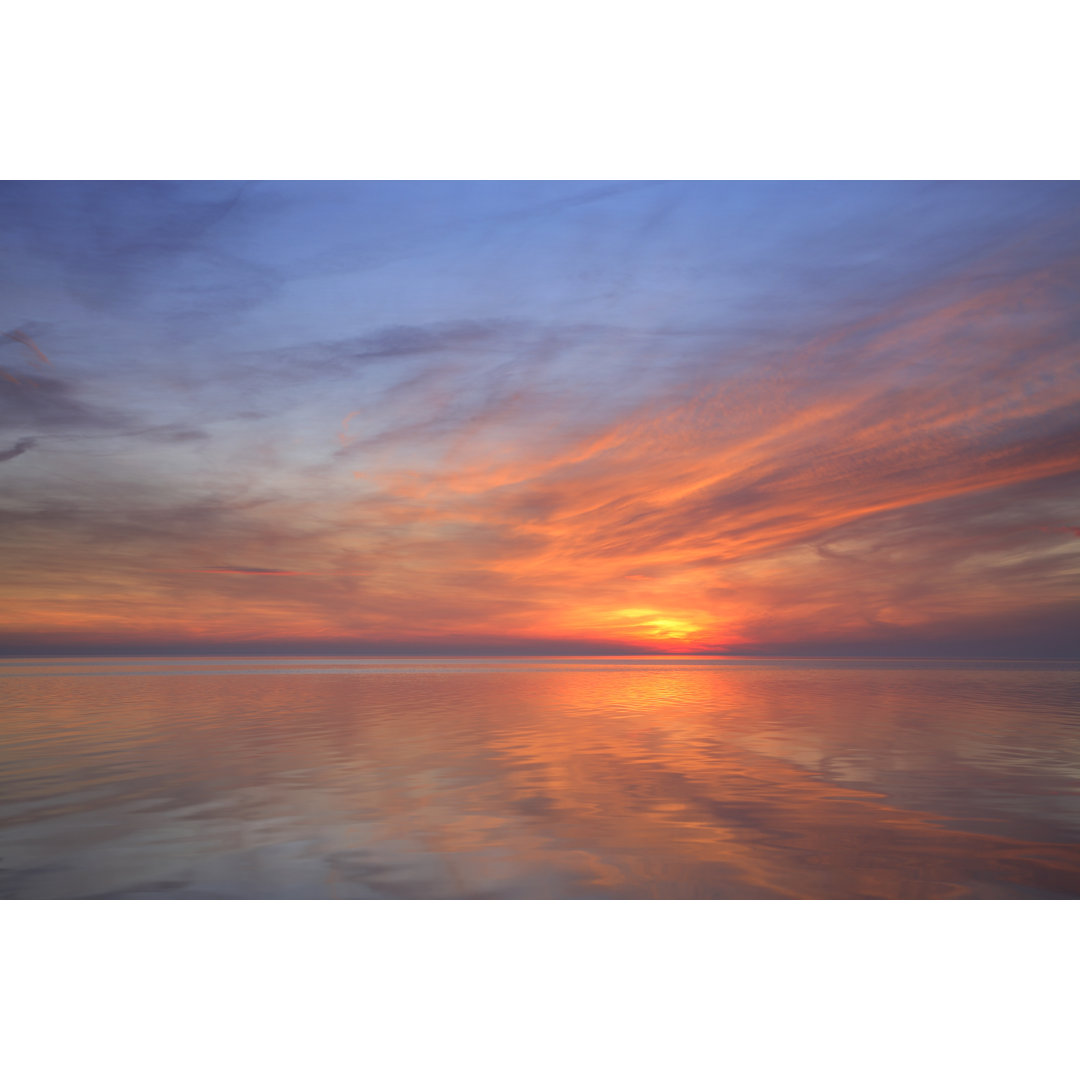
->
[615,609,703,641]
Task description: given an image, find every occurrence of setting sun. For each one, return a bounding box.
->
[614,609,704,641]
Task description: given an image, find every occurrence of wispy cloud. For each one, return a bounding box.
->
[0,436,36,463]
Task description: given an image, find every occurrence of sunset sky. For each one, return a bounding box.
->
[1,181,1078,656]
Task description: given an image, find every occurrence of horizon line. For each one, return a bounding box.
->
[1,652,1077,663]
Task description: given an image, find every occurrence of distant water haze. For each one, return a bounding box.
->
[2,656,1078,899]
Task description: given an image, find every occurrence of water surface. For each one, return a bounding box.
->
[2,657,1078,899]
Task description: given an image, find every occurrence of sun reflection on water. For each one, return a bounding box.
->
[0,657,1078,899]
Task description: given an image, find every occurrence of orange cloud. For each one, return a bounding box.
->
[2,232,1078,655]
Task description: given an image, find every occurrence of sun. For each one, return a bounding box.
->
[614,608,703,642]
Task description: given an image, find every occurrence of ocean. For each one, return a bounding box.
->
[2,656,1078,899]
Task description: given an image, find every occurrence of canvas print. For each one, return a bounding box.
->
[1,180,1078,899]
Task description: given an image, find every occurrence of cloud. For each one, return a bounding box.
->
[0,372,128,431]
[305,232,1080,653]
[3,328,51,365]
[197,565,298,575]
[336,320,511,365]
[129,425,210,443]
[0,436,36,462]
[0,182,279,336]
[0,360,210,446]
[176,565,368,576]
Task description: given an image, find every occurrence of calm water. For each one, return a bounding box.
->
[1,657,1079,900]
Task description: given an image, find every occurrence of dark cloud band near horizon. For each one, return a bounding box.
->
[1,181,1078,657]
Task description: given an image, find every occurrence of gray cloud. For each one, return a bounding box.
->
[0,436,36,462]
[0,372,127,431]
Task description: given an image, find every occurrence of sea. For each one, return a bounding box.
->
[1,656,1078,899]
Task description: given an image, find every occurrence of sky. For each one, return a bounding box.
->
[1,180,1078,657]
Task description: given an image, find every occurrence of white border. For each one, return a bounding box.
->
[4,902,1077,1079]
[3,1,1079,179]
[2,4,1076,1077]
